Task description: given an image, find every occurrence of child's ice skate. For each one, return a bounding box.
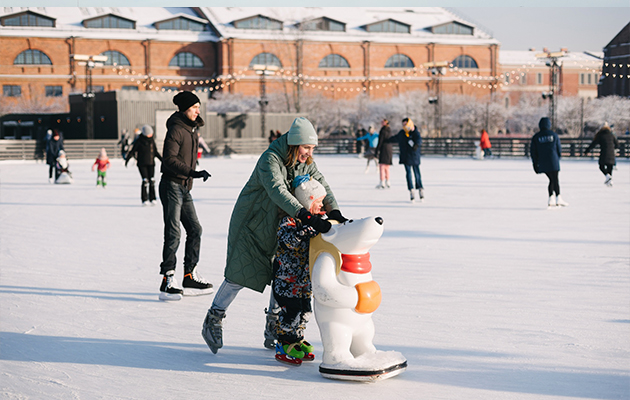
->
[275,341,305,366]
[299,340,315,361]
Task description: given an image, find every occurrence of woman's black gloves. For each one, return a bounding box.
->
[297,208,332,233]
[328,209,348,223]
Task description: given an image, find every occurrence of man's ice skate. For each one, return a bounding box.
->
[275,341,304,366]
[547,195,556,208]
[409,190,415,203]
[418,188,424,200]
[159,271,183,301]
[182,267,213,296]
[263,309,278,349]
[202,309,224,354]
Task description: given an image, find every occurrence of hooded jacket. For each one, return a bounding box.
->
[160,112,203,190]
[585,127,618,165]
[126,134,162,166]
[224,133,339,293]
[530,117,561,173]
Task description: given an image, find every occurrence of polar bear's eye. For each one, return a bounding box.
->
[347,219,353,223]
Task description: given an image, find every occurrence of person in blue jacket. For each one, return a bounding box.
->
[530,117,568,207]
[356,125,379,173]
[386,118,424,202]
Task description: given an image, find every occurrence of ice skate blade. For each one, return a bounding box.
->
[275,354,302,366]
[183,287,214,296]
[319,361,407,382]
[159,292,182,301]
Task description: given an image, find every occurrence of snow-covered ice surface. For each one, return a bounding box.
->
[1,155,628,400]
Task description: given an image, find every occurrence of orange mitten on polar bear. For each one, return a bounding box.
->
[309,216,406,381]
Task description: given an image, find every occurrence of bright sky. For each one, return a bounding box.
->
[3,2,628,53]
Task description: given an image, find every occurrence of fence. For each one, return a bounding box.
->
[1,137,628,161]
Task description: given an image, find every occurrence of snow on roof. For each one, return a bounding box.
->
[198,7,498,46]
[499,50,603,68]
[0,7,218,42]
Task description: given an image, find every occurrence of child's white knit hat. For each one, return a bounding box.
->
[293,174,326,211]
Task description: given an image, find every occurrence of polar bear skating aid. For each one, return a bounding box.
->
[309,216,407,381]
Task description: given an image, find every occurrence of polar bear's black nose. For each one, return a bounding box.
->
[375,217,383,225]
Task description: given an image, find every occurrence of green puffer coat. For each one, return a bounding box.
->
[224,133,339,293]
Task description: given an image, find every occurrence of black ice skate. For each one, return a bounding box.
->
[159,271,183,301]
[202,309,224,354]
[182,267,214,296]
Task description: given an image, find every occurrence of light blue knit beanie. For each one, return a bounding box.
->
[287,117,318,146]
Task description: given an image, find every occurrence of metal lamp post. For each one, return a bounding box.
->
[71,54,107,139]
[536,50,566,132]
[252,64,279,139]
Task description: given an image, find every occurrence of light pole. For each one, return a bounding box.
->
[252,64,279,139]
[424,61,448,137]
[71,54,107,140]
[536,50,566,132]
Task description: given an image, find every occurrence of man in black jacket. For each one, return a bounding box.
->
[158,91,213,300]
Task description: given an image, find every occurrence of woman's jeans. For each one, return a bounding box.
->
[159,179,202,275]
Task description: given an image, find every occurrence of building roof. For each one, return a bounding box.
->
[198,7,499,46]
[500,50,603,69]
[0,6,218,42]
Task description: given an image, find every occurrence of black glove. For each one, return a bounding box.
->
[297,208,331,233]
[328,209,348,223]
[191,170,211,182]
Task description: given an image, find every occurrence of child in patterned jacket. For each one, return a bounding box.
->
[272,174,330,366]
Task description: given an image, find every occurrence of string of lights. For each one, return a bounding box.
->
[107,59,625,94]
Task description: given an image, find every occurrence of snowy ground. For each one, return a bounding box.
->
[0,154,628,400]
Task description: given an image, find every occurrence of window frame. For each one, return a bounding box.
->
[249,53,282,68]
[83,14,135,29]
[365,19,410,34]
[233,15,282,30]
[45,85,63,97]
[169,52,204,68]
[318,54,350,69]
[100,50,130,66]
[385,54,414,69]
[14,49,53,65]
[1,11,55,27]
[3,85,22,97]
[451,55,478,69]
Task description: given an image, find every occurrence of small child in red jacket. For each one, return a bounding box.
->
[92,148,111,187]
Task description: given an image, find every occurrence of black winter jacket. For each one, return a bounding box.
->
[585,127,618,165]
[375,125,394,165]
[126,135,162,166]
[531,117,561,173]
[160,112,203,190]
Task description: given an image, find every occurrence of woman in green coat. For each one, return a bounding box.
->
[201,117,347,354]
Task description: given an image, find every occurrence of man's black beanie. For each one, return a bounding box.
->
[173,91,200,112]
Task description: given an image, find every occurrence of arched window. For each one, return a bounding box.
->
[319,54,350,69]
[249,53,282,68]
[14,49,52,65]
[385,54,414,69]
[100,50,130,66]
[452,55,478,69]
[169,52,204,68]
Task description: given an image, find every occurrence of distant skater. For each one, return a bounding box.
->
[584,122,619,186]
[531,117,568,208]
[126,125,162,205]
[374,119,393,189]
[480,129,492,158]
[356,125,379,173]
[92,148,111,188]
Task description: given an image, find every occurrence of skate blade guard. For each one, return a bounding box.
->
[319,351,407,382]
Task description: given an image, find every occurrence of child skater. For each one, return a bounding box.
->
[273,174,331,366]
[92,148,111,188]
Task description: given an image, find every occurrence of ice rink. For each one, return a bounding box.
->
[1,154,628,399]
